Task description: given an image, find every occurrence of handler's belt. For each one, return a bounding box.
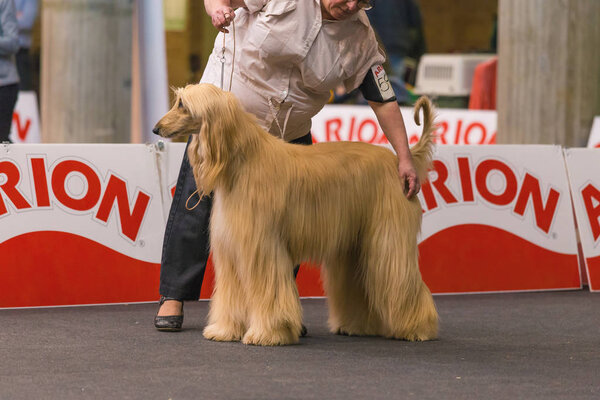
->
[359,64,397,103]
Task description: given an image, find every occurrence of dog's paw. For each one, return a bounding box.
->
[387,326,438,342]
[333,327,367,336]
[203,323,244,342]
[390,332,437,342]
[331,325,377,337]
[333,326,350,336]
[242,326,299,346]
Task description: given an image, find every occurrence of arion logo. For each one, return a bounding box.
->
[581,183,600,243]
[0,156,151,243]
[421,156,562,234]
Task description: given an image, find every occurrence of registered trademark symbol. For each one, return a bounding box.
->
[551,232,557,239]
[138,240,145,247]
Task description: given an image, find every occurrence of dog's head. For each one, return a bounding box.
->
[153,83,254,195]
[152,83,237,139]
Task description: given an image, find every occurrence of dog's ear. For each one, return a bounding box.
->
[189,84,249,193]
[196,101,233,194]
[193,87,239,193]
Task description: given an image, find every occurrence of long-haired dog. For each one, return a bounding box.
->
[154,83,438,346]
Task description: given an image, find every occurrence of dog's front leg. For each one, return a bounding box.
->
[240,246,303,346]
[203,248,247,342]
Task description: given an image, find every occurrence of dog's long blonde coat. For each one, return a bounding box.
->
[154,83,438,345]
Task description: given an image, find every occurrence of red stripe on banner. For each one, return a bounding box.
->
[296,262,325,297]
[1,225,584,307]
[418,224,581,293]
[586,255,600,292]
[199,255,215,299]
[0,231,160,308]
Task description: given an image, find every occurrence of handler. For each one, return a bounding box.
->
[154,0,421,331]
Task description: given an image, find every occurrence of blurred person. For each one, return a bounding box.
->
[366,0,425,84]
[14,0,37,91]
[0,0,19,142]
[154,0,421,331]
[188,53,203,84]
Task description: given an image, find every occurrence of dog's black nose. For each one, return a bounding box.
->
[152,127,160,135]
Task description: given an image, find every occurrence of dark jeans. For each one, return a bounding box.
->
[16,49,33,92]
[159,132,313,300]
[0,83,18,142]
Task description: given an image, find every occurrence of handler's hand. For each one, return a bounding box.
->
[398,158,420,199]
[210,5,235,33]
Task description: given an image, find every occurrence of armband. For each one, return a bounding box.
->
[359,65,397,103]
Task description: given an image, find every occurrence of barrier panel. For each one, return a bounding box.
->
[418,145,581,293]
[564,149,600,291]
[179,144,583,296]
[311,105,497,145]
[588,117,600,148]
[0,141,592,307]
[0,144,164,307]
[9,92,41,143]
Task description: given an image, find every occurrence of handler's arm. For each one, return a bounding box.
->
[204,0,248,32]
[368,100,420,199]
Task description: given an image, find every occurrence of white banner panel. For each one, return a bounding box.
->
[0,144,165,307]
[9,92,41,143]
[417,145,581,293]
[587,117,600,148]
[564,149,600,291]
[311,105,497,145]
[154,141,186,220]
[165,142,186,203]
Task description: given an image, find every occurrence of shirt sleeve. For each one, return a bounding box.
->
[359,65,397,103]
[17,0,39,31]
[342,14,386,93]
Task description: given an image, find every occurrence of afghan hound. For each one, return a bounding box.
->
[153,83,438,346]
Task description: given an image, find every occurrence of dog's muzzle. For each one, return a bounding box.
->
[152,127,161,136]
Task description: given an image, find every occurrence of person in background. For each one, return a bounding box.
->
[0,0,20,142]
[14,0,37,91]
[154,0,421,332]
[366,0,425,84]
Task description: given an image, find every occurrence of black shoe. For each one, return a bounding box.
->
[154,296,184,332]
[301,324,308,337]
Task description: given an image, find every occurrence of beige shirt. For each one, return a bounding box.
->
[201,0,385,141]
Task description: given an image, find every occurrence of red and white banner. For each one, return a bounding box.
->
[417,145,581,293]
[310,105,497,145]
[587,117,600,148]
[9,92,41,143]
[0,142,590,308]
[564,149,600,291]
[0,144,164,307]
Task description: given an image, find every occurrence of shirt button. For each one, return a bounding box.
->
[282,90,288,97]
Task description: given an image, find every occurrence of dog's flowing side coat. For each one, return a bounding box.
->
[154,83,438,346]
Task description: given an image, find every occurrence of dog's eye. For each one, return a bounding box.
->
[178,99,184,109]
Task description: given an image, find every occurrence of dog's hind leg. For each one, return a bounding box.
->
[203,248,247,342]
[240,244,303,346]
[322,255,382,336]
[362,221,439,341]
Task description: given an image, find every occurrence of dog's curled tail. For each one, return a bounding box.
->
[410,96,437,183]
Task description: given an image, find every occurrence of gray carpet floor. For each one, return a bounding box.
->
[1,290,598,400]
